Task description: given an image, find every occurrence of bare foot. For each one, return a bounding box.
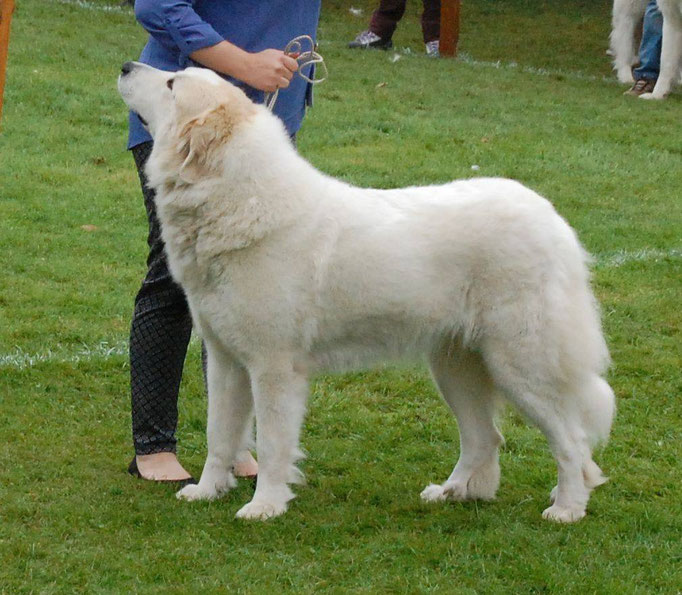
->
[233,450,258,477]
[135,452,193,481]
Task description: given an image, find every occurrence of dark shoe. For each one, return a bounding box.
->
[127,457,197,488]
[624,79,656,96]
[348,30,393,50]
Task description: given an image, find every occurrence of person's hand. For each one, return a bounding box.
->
[241,49,299,93]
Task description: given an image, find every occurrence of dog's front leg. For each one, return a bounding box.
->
[641,10,682,99]
[177,344,253,502]
[235,358,308,521]
[611,0,647,83]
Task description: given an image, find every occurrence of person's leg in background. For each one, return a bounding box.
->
[422,0,441,56]
[369,0,408,42]
[348,0,407,49]
[626,0,662,95]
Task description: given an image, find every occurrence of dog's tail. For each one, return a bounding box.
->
[563,265,615,448]
[545,228,615,448]
[578,377,613,490]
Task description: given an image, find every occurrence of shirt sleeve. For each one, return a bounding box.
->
[134,0,225,67]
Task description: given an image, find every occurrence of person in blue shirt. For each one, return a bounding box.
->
[126,1,321,485]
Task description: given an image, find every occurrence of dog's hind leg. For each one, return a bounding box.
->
[642,5,682,99]
[611,0,647,83]
[235,357,308,521]
[177,342,253,502]
[482,341,609,523]
[421,346,504,504]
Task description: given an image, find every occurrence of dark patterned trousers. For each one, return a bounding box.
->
[369,0,441,44]
[129,141,192,455]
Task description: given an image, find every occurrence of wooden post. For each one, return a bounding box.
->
[439,0,460,58]
[0,0,16,126]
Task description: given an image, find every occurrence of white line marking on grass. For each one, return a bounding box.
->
[315,40,620,85]
[595,247,682,268]
[2,249,679,370]
[456,52,620,85]
[1,341,128,370]
[52,0,131,14]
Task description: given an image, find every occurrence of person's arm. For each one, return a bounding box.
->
[190,42,298,93]
[134,0,297,92]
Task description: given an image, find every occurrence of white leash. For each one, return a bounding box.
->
[264,35,328,111]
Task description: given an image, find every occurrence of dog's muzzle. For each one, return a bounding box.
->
[119,62,149,126]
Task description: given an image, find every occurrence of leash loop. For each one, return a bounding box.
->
[265,35,328,111]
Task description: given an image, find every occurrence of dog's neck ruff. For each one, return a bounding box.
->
[265,35,327,111]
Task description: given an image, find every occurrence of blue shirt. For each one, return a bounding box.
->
[128,0,321,149]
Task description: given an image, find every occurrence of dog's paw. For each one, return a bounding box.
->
[542,504,586,523]
[176,481,231,502]
[420,480,476,502]
[639,92,665,100]
[616,69,634,84]
[422,475,497,503]
[176,484,214,501]
[235,499,287,521]
[420,483,448,502]
[442,480,471,500]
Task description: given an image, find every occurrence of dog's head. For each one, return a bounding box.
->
[118,62,257,183]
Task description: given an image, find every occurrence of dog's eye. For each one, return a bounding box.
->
[167,78,174,91]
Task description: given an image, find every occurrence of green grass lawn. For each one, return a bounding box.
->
[1,0,681,592]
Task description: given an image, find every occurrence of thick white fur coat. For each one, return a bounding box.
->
[119,64,615,523]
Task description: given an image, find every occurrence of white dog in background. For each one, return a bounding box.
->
[611,0,647,83]
[118,63,615,523]
[611,0,682,98]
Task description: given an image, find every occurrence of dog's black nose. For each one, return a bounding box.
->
[121,61,135,76]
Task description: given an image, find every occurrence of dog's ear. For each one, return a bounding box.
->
[176,105,233,184]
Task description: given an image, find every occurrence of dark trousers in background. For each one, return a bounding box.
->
[369,0,441,43]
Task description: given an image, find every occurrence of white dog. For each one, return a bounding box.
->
[611,0,647,83]
[118,63,615,523]
[611,0,682,98]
